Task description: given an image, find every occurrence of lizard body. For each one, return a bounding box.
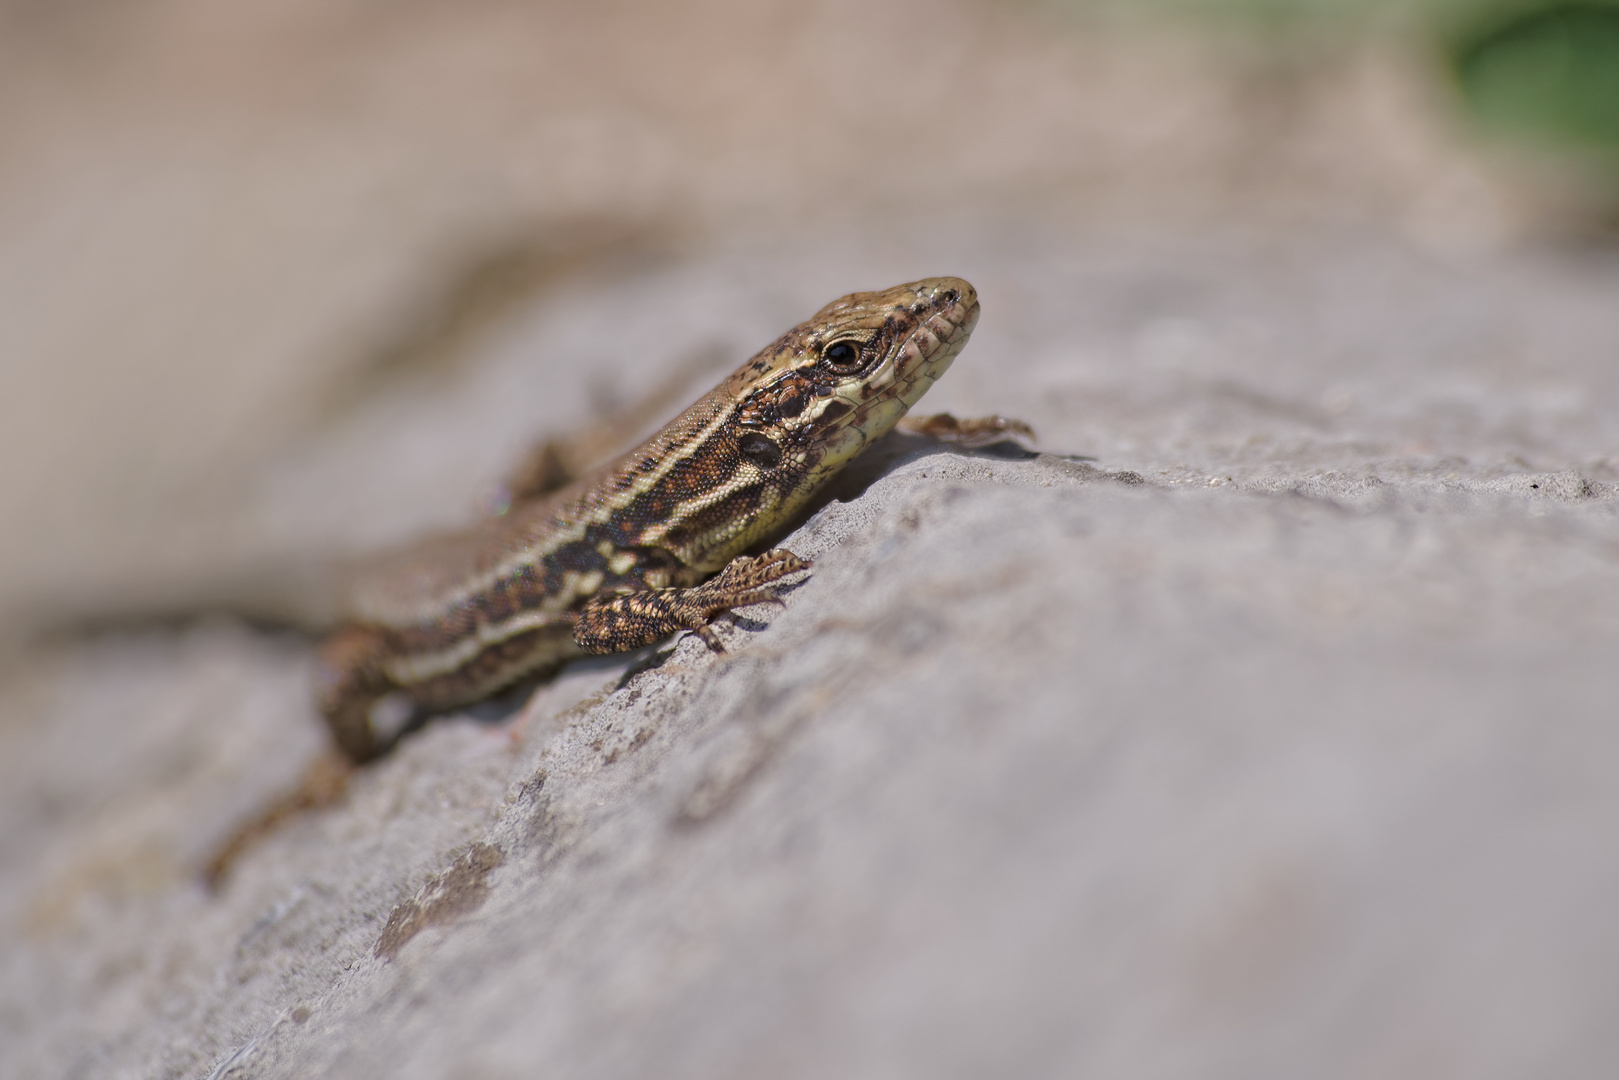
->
[318,277,983,762]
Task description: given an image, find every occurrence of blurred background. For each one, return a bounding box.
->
[3,0,1618,632]
[6,3,1619,1077]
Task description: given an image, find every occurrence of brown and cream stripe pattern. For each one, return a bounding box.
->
[316,278,981,762]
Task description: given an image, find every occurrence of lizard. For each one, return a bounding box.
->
[313,276,1023,765]
[202,276,1031,884]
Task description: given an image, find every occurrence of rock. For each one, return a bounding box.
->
[4,229,1619,1078]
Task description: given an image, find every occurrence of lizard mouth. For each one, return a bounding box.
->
[890,277,980,408]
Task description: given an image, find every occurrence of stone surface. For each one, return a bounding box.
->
[4,227,1619,1079]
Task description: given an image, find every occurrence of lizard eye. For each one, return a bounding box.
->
[821,339,864,374]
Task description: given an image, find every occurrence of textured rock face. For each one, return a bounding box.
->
[4,230,1619,1079]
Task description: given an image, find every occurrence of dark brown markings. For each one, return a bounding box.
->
[561,532,683,590]
[737,369,815,429]
[544,537,610,577]
[388,534,685,662]
[776,384,806,417]
[769,371,814,417]
[660,480,773,550]
[644,439,743,503]
[738,431,782,468]
[621,486,674,526]
[390,561,555,657]
[812,398,853,427]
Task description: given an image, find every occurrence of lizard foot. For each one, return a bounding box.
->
[574,549,811,655]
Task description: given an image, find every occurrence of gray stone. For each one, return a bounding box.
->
[4,229,1619,1079]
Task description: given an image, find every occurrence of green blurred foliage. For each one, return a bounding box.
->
[1451,3,1619,154]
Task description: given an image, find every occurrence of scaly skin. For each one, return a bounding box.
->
[317,277,980,762]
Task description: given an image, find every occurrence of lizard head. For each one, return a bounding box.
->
[728,276,980,478]
[642,277,979,570]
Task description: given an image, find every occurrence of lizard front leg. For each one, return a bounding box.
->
[574,549,811,655]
